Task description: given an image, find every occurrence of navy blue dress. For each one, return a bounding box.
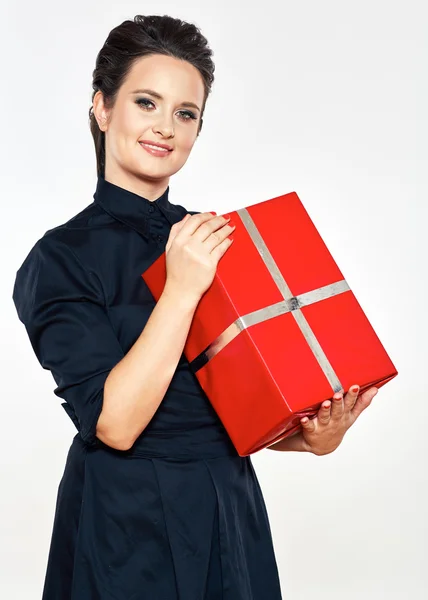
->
[12,175,283,600]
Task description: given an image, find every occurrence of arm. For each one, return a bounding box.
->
[13,213,232,452]
[97,284,198,450]
[99,211,236,450]
[13,235,198,452]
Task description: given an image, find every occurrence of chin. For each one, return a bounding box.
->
[132,167,172,181]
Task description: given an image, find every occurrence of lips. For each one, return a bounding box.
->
[139,140,173,151]
[139,142,173,158]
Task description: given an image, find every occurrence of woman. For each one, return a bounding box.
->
[12,14,377,599]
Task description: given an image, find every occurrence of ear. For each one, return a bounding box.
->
[92,90,110,132]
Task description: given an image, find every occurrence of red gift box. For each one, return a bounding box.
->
[142,192,398,456]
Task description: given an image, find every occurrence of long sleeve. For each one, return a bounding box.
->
[12,233,125,446]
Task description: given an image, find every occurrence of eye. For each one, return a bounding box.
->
[135,98,197,122]
[177,110,197,121]
[136,98,155,110]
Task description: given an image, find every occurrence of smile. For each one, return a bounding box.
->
[139,142,173,158]
[140,142,169,152]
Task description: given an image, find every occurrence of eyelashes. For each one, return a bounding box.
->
[135,97,197,122]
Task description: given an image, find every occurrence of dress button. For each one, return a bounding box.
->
[148,205,155,213]
[157,235,163,242]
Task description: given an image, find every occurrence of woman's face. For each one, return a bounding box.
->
[93,53,205,198]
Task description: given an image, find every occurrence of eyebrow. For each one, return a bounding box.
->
[130,88,201,112]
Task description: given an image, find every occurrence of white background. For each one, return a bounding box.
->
[1,1,427,598]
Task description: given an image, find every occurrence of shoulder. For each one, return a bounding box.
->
[43,200,120,247]
[14,198,116,288]
[13,215,104,324]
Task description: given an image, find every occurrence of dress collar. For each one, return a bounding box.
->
[93,175,182,239]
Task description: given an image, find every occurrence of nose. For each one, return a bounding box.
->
[152,117,175,139]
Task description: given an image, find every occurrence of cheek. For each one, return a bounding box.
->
[109,114,138,154]
[116,106,147,139]
[179,128,198,153]
[122,112,141,137]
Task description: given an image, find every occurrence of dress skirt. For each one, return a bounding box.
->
[41,429,283,600]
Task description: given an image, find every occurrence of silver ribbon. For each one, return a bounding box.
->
[189,208,349,394]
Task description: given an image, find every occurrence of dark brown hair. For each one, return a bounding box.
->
[88,15,215,177]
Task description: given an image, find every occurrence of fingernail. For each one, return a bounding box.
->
[209,211,217,215]
[351,386,359,393]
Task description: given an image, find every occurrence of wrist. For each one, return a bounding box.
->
[162,282,200,312]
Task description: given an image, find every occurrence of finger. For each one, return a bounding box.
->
[344,384,360,411]
[351,387,378,420]
[193,214,232,243]
[173,212,219,243]
[205,222,236,253]
[166,214,191,249]
[330,392,344,420]
[317,400,332,425]
[300,415,316,433]
[211,234,235,262]
[174,214,191,234]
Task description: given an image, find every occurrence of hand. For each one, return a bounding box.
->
[299,384,379,455]
[164,212,235,303]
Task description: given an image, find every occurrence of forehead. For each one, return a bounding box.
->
[121,54,205,102]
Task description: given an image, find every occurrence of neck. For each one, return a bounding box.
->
[103,164,169,201]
